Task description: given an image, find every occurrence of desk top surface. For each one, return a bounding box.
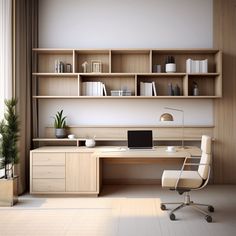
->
[31,146,201,158]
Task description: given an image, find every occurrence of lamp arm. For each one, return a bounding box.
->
[164,107,183,113]
[164,107,184,148]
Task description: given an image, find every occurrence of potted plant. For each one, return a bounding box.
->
[0,98,19,206]
[53,110,67,138]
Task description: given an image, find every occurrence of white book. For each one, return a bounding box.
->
[152,81,157,96]
[92,82,95,96]
[82,82,86,96]
[186,59,192,73]
[192,60,196,73]
[199,60,203,73]
[102,83,107,96]
[145,82,153,96]
[202,59,208,73]
[87,82,93,96]
[98,82,103,96]
[195,60,200,73]
[140,82,145,96]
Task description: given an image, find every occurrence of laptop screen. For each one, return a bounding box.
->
[127,130,153,149]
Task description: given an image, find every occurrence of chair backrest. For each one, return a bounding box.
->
[198,135,212,180]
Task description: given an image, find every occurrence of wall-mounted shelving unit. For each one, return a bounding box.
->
[32,48,222,99]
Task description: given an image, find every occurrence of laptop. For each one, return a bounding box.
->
[127,130,153,149]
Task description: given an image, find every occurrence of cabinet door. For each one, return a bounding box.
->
[66,153,97,192]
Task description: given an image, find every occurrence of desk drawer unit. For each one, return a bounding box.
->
[32,153,65,166]
[31,152,66,193]
[33,166,65,179]
[32,179,65,192]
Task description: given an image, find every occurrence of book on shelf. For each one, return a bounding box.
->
[140,81,157,96]
[152,82,157,96]
[102,83,107,96]
[186,59,208,73]
[82,82,104,96]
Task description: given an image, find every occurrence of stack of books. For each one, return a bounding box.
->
[82,82,107,96]
[186,59,208,73]
[140,82,157,96]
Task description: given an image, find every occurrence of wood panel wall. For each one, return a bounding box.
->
[213,0,236,183]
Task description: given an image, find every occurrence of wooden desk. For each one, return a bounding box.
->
[94,146,201,193]
[30,146,201,196]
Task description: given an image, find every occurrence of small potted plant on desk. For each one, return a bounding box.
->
[0,98,19,206]
[54,110,67,138]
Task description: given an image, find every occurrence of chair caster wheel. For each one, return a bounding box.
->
[205,215,212,223]
[208,206,214,212]
[160,204,166,210]
[169,213,176,221]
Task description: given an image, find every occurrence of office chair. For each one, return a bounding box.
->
[160,135,214,222]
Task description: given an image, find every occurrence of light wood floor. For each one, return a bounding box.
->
[0,185,235,236]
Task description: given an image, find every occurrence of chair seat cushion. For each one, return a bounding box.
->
[162,170,203,189]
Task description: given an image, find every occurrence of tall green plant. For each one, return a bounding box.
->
[0,98,20,179]
[53,110,66,128]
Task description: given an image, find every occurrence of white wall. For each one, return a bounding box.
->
[39,0,213,48]
[38,0,213,129]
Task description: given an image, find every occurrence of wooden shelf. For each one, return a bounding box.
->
[33,95,221,99]
[33,137,204,142]
[32,73,77,76]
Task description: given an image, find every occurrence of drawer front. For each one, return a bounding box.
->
[33,166,65,179]
[32,179,65,192]
[33,153,65,166]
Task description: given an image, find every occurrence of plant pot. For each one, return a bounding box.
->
[55,128,67,138]
[0,176,18,206]
[165,63,176,73]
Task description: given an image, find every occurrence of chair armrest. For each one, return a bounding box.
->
[184,163,210,166]
[174,158,209,190]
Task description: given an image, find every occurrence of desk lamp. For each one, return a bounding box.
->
[160,107,185,149]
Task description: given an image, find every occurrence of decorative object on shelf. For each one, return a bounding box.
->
[193,81,199,96]
[68,134,76,139]
[54,60,64,73]
[91,60,102,73]
[153,64,161,73]
[53,110,67,138]
[174,84,181,96]
[111,90,132,96]
[0,98,19,206]
[159,107,185,149]
[165,56,176,73]
[186,58,208,73]
[167,83,174,96]
[82,61,89,73]
[66,64,72,73]
[85,137,96,148]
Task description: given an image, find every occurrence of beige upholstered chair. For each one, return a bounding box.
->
[161,135,214,222]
